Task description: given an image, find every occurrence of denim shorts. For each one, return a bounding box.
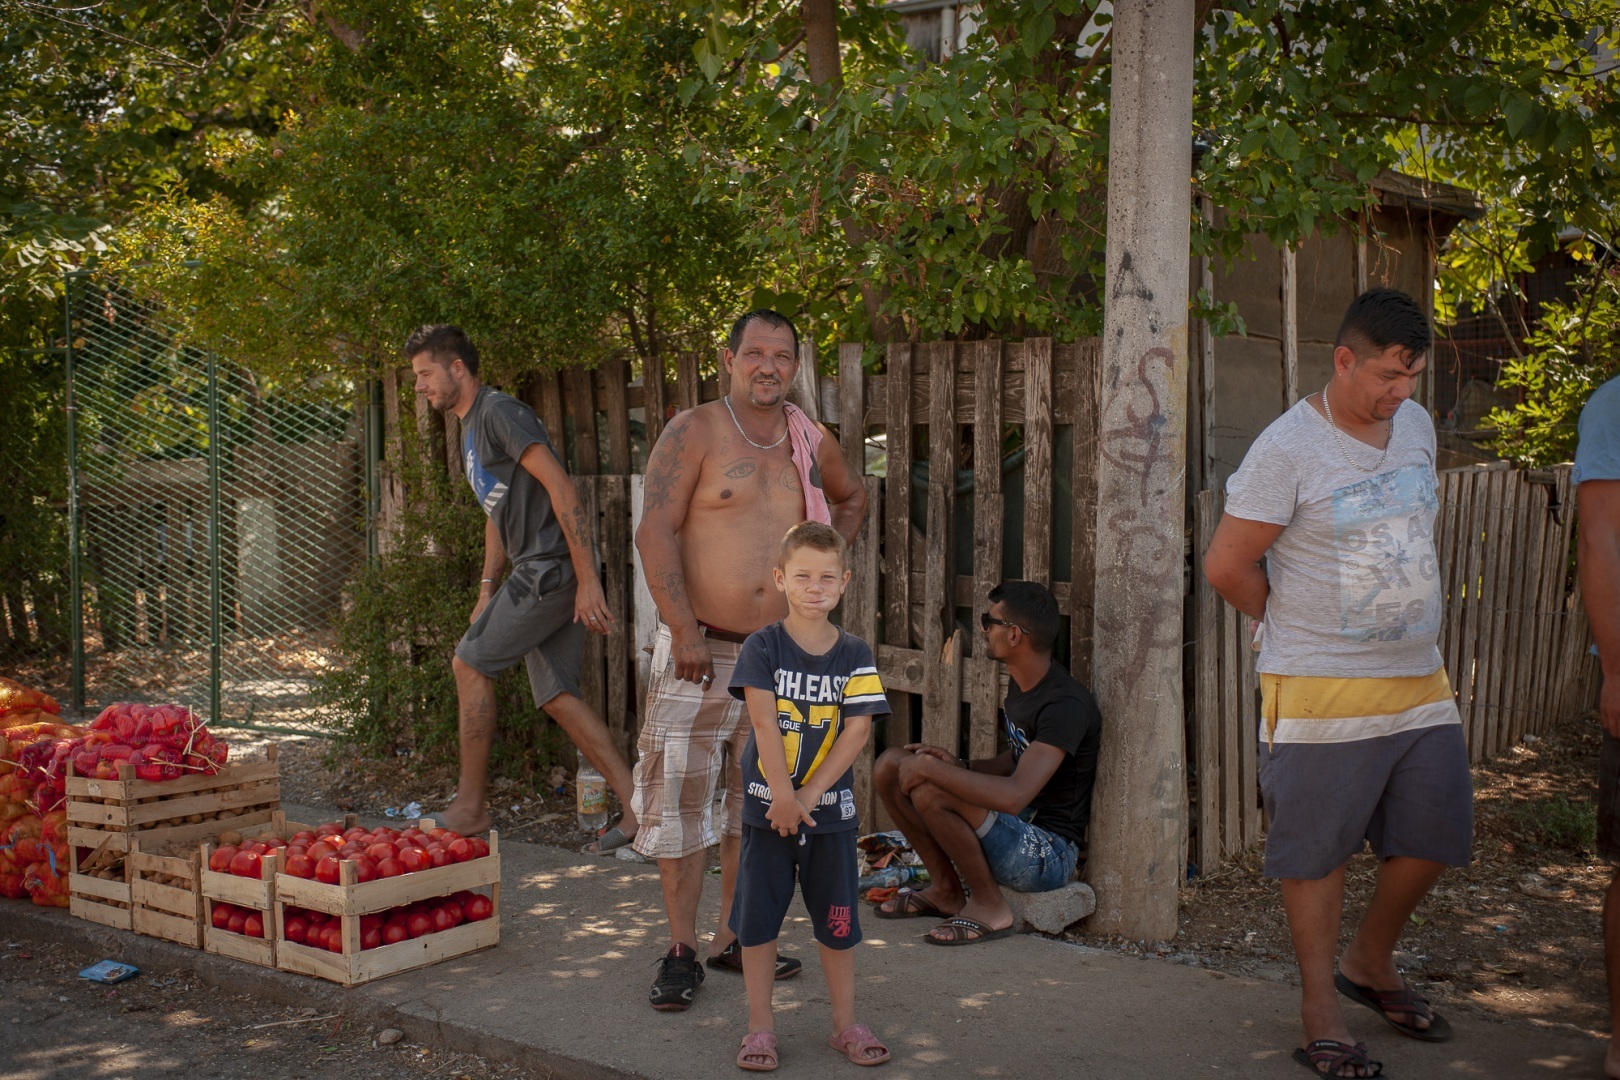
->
[977,812,1080,892]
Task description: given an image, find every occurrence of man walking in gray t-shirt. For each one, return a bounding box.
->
[407,325,638,849]
[1203,289,1472,1079]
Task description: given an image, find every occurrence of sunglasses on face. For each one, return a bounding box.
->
[980,612,1027,634]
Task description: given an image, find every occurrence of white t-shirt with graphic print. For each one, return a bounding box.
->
[1225,397,1444,679]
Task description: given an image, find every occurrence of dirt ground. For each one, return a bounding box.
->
[0,937,536,1080]
[1080,714,1610,1041]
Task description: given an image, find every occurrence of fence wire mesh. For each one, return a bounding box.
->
[65,274,371,732]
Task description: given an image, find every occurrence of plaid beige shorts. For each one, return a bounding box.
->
[629,625,748,860]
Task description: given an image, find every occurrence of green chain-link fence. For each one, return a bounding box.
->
[62,273,375,732]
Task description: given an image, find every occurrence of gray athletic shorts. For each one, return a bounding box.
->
[1599,732,1620,865]
[454,557,584,708]
[1259,723,1474,880]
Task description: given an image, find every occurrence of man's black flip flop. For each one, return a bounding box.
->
[707,941,803,980]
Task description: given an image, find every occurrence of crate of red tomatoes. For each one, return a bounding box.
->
[272,817,499,987]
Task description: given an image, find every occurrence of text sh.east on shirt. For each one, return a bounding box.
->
[729,623,890,833]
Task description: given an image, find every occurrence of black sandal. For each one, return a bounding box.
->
[649,945,705,1011]
[707,941,803,980]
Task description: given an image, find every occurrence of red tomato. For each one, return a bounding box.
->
[208,845,237,873]
[382,921,409,946]
[284,913,309,945]
[362,926,382,950]
[398,847,429,873]
[227,909,248,935]
[467,837,490,859]
[463,894,494,922]
[241,841,269,857]
[376,857,404,878]
[315,822,343,837]
[394,836,421,853]
[315,855,340,884]
[243,911,264,938]
[285,843,309,857]
[371,828,398,842]
[307,840,337,860]
[339,842,366,857]
[324,924,345,953]
[365,842,395,862]
[430,905,454,933]
[306,910,330,927]
[428,828,452,842]
[352,856,378,883]
[211,903,235,929]
[427,845,451,868]
[290,830,316,844]
[440,902,464,928]
[406,911,433,939]
[400,828,426,843]
[343,827,369,842]
[260,836,287,850]
[229,850,263,879]
[284,853,315,879]
[447,838,474,863]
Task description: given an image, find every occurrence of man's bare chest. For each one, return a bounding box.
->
[691,447,805,516]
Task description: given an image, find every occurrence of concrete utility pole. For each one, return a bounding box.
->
[1087,0,1195,941]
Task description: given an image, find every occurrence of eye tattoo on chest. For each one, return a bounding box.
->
[723,459,757,480]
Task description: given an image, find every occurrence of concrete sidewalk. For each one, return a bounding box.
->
[10,804,1604,1079]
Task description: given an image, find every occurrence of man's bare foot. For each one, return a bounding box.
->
[1336,950,1433,1035]
[1297,998,1374,1078]
[873,886,962,919]
[436,798,492,834]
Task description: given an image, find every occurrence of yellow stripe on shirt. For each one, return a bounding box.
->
[1259,667,1456,748]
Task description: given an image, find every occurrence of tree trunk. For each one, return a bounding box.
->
[798,0,905,342]
[1086,0,1195,942]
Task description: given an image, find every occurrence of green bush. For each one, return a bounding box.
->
[1487,261,1620,467]
[316,410,564,782]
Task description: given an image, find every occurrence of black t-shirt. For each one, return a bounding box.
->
[460,385,569,567]
[729,623,890,833]
[1004,662,1102,850]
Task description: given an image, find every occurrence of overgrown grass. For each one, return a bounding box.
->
[1512,794,1598,852]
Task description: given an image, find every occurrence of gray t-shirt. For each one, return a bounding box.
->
[460,386,569,567]
[1225,397,1443,678]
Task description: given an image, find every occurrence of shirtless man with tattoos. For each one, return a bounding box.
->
[632,310,867,1011]
[407,324,638,848]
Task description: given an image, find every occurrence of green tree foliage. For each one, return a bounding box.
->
[116,1,752,383]
[1486,261,1620,467]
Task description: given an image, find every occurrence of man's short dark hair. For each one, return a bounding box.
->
[988,580,1060,654]
[404,324,480,376]
[727,310,799,356]
[1334,288,1431,369]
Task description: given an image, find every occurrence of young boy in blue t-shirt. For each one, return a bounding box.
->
[727,522,891,1072]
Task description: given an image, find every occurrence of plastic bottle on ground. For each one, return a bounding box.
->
[576,750,609,833]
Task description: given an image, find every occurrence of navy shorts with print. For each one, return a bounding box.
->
[731,824,861,950]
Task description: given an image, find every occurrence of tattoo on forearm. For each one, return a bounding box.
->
[564,502,593,552]
[656,569,688,609]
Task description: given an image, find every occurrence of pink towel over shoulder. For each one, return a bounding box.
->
[783,402,831,524]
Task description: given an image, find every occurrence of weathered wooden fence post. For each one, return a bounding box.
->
[1087,0,1194,941]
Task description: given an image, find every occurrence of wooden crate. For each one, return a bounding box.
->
[274,823,501,987]
[201,845,285,969]
[129,847,204,948]
[66,744,281,856]
[69,835,132,931]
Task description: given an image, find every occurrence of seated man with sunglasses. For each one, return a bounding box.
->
[870,580,1101,945]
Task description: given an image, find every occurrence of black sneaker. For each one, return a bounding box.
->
[649,944,704,1011]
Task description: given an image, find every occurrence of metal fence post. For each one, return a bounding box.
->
[366,379,382,563]
[63,273,85,712]
[207,353,223,726]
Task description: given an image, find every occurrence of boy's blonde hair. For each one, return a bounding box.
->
[779,521,848,569]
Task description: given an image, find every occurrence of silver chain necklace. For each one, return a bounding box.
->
[1320,381,1394,473]
[723,394,788,451]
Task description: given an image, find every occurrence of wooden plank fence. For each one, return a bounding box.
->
[1190,464,1600,873]
[380,346,1598,863]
